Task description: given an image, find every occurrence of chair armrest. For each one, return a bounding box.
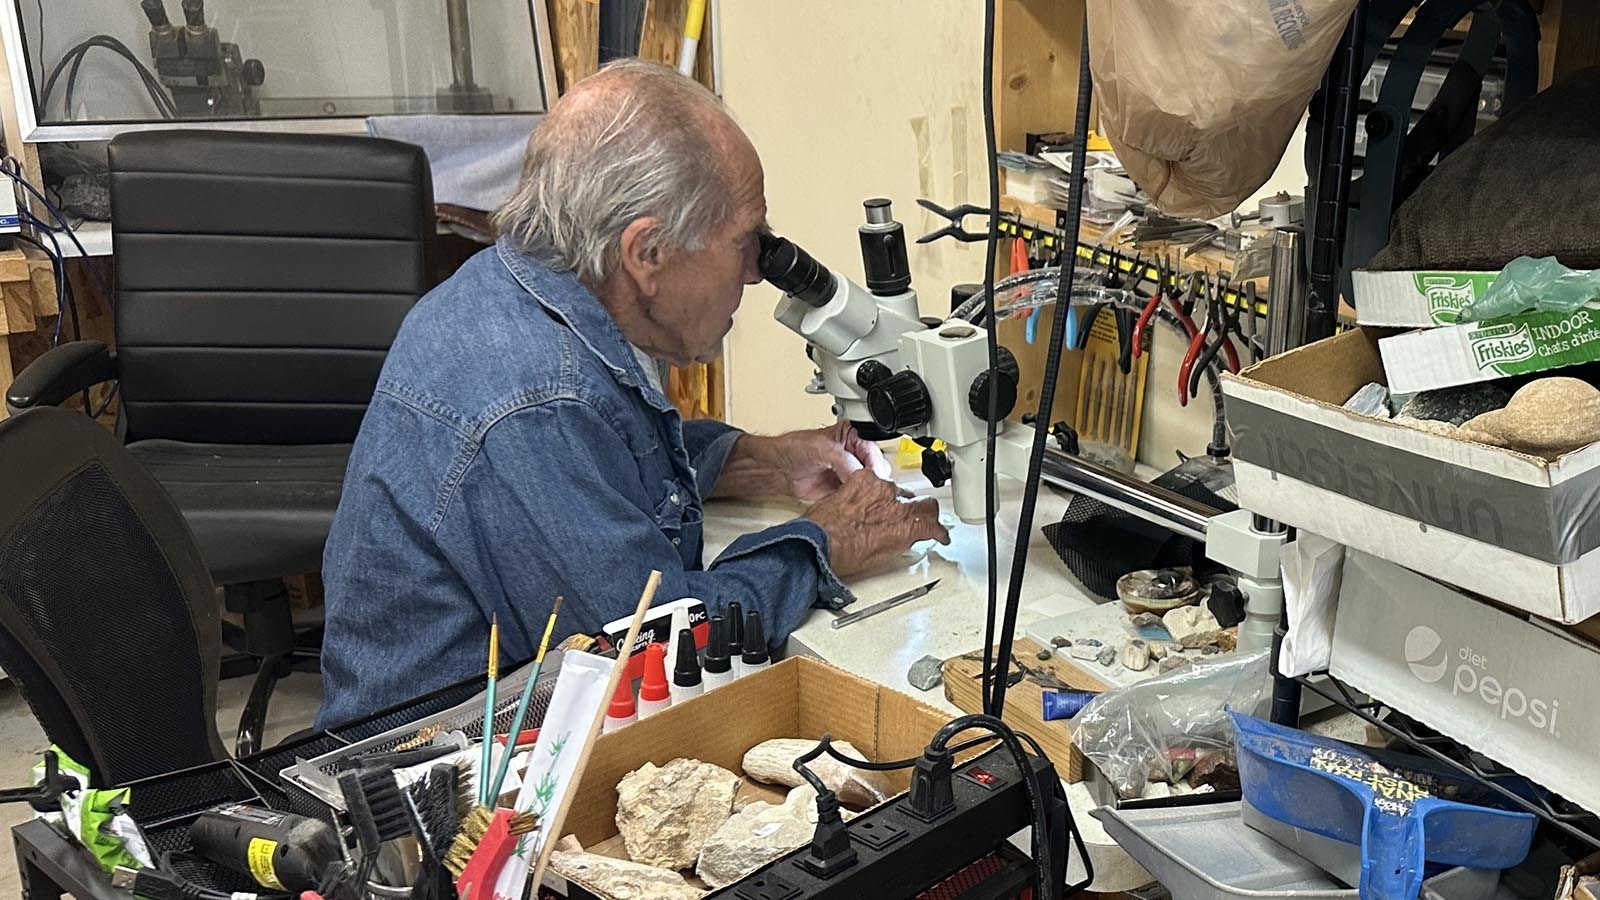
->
[6,341,117,414]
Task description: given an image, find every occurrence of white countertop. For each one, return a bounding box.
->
[702,464,1107,707]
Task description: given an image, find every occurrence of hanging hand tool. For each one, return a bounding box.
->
[915,198,994,244]
[1179,274,1243,405]
[1131,252,1172,361]
[1240,282,1262,363]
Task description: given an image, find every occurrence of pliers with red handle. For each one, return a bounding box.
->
[1179,275,1242,405]
[1131,252,1171,362]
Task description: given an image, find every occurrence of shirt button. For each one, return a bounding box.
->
[672,537,681,545]
[670,493,680,504]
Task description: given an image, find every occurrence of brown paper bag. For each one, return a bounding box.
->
[1087,0,1357,219]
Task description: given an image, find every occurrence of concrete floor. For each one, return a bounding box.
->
[0,670,324,897]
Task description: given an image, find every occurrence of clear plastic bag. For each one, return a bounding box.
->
[1457,255,1600,322]
[1088,0,1357,219]
[1070,649,1271,799]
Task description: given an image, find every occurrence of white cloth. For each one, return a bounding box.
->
[1278,533,1345,677]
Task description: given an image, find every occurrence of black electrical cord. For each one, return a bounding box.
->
[978,0,1003,731]
[989,20,1094,720]
[930,715,1058,900]
[42,35,177,120]
[797,734,1001,774]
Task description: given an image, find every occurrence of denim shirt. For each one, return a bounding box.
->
[316,237,848,727]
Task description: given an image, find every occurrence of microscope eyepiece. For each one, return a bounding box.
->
[759,233,836,309]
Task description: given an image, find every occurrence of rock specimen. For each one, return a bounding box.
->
[1159,655,1194,675]
[1096,645,1117,666]
[1146,641,1171,660]
[1117,568,1201,614]
[1343,382,1391,417]
[1457,377,1600,459]
[1037,648,1055,661]
[1191,751,1241,792]
[1217,630,1238,653]
[1068,644,1101,661]
[698,786,827,888]
[1399,383,1511,426]
[1051,635,1071,648]
[742,739,894,809]
[615,759,740,870]
[1163,606,1224,648]
[550,851,702,900]
[1121,640,1151,671]
[906,655,944,691]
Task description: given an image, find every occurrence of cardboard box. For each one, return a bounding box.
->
[1222,328,1600,623]
[1329,550,1600,816]
[1379,306,1600,393]
[1351,268,1500,327]
[547,656,962,898]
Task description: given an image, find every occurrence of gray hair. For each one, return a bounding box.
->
[494,58,737,284]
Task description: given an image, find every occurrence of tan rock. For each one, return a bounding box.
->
[1163,606,1224,648]
[1459,377,1600,459]
[550,851,701,900]
[741,739,894,809]
[697,785,825,888]
[1120,640,1151,671]
[615,758,740,870]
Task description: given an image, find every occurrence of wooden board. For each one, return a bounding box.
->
[546,0,601,93]
[941,638,1107,782]
[1539,0,1600,90]
[995,0,1087,154]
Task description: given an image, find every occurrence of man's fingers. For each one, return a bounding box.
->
[824,443,865,477]
[905,497,951,545]
[843,428,893,479]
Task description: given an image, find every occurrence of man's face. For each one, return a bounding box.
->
[644,147,767,366]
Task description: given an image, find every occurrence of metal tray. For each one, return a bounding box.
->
[280,651,564,810]
[1093,800,1500,900]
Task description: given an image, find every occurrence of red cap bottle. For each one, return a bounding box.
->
[638,643,671,719]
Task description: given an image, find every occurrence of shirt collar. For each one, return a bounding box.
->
[496,235,674,413]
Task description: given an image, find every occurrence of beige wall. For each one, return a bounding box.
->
[719,0,990,434]
[718,2,1307,468]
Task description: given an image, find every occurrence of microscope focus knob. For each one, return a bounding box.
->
[868,370,933,433]
[855,359,892,390]
[968,346,1020,422]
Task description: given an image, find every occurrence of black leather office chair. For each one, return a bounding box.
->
[6,130,436,755]
[0,407,227,786]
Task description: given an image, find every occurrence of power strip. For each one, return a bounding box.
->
[704,746,1066,900]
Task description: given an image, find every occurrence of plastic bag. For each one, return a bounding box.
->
[1070,650,1271,799]
[1457,256,1600,322]
[1087,0,1357,219]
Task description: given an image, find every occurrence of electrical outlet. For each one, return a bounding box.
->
[850,817,909,851]
[734,873,801,900]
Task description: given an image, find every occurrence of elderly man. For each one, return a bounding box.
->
[316,60,950,726]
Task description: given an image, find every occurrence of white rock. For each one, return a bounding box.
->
[1163,606,1224,649]
[698,785,826,888]
[554,834,584,854]
[1140,781,1173,800]
[1120,640,1151,671]
[1146,641,1170,660]
[615,758,740,870]
[550,851,702,900]
[1068,644,1101,661]
[741,739,894,809]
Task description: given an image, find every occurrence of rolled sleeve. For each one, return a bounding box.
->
[442,401,838,654]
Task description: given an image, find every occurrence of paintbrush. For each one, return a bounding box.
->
[485,596,564,805]
[477,615,500,807]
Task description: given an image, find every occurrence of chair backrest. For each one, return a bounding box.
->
[0,407,226,786]
[107,129,437,444]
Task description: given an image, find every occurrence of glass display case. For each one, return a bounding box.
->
[1,0,557,141]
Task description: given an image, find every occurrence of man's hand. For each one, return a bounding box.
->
[712,422,891,501]
[803,469,951,578]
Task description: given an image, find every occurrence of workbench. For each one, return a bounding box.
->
[705,461,1097,710]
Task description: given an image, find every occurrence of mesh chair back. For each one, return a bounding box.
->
[0,408,225,785]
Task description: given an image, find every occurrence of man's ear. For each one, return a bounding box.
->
[617,217,666,297]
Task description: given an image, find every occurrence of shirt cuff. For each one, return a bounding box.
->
[712,517,854,610]
[681,419,745,498]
